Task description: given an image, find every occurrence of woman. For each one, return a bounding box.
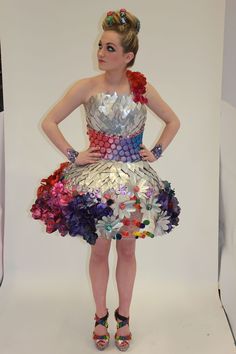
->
[30,8,181,351]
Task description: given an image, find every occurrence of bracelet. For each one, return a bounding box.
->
[151,144,163,160]
[66,147,79,163]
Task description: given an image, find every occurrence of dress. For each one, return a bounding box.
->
[30,90,181,245]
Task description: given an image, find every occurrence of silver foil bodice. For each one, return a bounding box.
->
[83,92,147,136]
[62,90,164,193]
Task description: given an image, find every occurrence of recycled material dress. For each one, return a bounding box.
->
[30,89,181,245]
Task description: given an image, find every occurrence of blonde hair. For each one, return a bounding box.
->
[102,10,140,67]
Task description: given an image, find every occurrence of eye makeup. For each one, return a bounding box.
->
[98,41,116,52]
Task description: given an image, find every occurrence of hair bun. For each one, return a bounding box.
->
[104,9,140,34]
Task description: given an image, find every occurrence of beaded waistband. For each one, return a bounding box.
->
[87,127,143,162]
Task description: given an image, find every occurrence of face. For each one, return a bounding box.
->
[97,30,134,71]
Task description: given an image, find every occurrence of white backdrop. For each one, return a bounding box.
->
[0,111,4,285]
[1,1,235,354]
[219,0,236,342]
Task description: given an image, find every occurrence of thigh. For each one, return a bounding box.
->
[116,237,136,256]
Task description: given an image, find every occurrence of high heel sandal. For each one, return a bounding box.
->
[114,308,132,351]
[92,308,110,351]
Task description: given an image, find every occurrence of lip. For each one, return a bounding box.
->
[98,59,105,63]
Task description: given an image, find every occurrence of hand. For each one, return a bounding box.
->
[139,144,157,162]
[74,146,102,165]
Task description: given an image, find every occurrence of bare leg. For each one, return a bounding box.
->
[89,237,112,335]
[115,237,137,337]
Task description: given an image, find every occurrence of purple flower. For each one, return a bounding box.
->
[61,193,115,245]
[156,180,181,230]
[90,203,114,220]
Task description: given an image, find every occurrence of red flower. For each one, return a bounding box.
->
[37,161,70,197]
[122,217,131,226]
[46,219,57,233]
[126,70,148,104]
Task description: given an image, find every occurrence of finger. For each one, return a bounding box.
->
[89,146,101,151]
[91,155,101,160]
[91,152,102,157]
[89,156,101,161]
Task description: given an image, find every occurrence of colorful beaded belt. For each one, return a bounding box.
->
[87,127,143,162]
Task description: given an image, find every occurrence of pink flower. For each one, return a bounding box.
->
[51,181,65,195]
[59,194,72,206]
[37,161,70,197]
[30,205,41,219]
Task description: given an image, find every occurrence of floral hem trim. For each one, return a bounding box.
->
[30,162,181,245]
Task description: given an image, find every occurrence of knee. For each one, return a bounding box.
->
[116,242,136,260]
[90,246,110,262]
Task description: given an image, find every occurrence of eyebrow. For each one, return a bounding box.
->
[98,40,117,47]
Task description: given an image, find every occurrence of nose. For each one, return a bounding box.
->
[98,47,105,58]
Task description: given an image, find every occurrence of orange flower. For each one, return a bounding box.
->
[121,230,129,237]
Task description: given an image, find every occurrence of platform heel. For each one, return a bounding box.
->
[114,308,132,351]
[92,308,110,350]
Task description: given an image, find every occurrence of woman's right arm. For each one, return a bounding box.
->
[41,78,101,164]
[41,78,88,157]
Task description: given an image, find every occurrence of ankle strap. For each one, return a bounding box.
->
[115,308,130,328]
[94,309,109,328]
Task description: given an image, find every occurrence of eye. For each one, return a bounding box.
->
[98,42,115,52]
[107,45,115,52]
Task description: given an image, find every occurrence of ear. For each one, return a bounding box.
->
[125,52,134,64]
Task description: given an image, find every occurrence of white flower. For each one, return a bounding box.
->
[140,195,162,219]
[111,195,136,219]
[96,215,123,239]
[155,211,170,235]
[126,175,149,199]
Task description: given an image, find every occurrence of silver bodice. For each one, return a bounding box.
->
[83,92,147,136]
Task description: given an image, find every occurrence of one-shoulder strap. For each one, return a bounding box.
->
[126,70,148,104]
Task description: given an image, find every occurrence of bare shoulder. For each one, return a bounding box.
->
[64,75,100,105]
[68,74,105,103]
[145,81,162,102]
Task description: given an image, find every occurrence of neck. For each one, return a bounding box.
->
[103,68,129,86]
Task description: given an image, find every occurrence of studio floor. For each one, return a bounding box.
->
[0,276,235,354]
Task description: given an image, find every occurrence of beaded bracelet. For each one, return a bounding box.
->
[66,148,79,163]
[151,144,163,160]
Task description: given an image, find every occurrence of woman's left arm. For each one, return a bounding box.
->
[139,81,181,162]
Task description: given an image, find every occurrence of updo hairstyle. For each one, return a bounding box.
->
[102,9,140,67]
